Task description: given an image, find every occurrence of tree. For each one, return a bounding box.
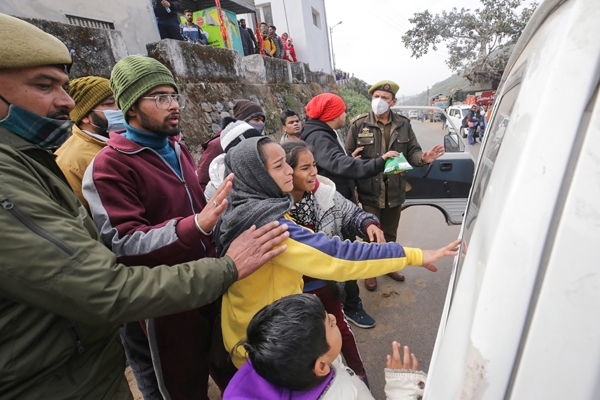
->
[402,0,537,89]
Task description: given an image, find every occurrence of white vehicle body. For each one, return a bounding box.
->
[409,110,419,119]
[425,0,600,398]
[446,104,472,137]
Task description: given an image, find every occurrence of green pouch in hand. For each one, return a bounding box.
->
[384,153,413,174]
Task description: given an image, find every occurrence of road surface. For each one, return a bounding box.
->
[353,118,480,399]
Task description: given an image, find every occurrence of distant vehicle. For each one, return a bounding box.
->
[446,105,471,137]
[425,0,600,397]
[408,110,419,119]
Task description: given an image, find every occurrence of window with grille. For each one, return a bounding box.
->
[65,14,114,30]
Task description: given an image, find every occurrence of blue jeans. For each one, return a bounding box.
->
[468,126,478,145]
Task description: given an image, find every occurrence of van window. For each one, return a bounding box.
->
[451,82,523,290]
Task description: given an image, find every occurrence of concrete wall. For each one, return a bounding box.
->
[22,18,128,78]
[144,39,335,158]
[0,0,159,56]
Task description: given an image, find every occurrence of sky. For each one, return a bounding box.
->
[323,0,535,97]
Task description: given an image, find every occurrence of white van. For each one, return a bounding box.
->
[425,0,600,398]
[446,104,472,138]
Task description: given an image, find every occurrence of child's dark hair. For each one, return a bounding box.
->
[257,136,275,165]
[241,294,330,391]
[281,140,314,169]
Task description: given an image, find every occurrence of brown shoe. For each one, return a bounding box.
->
[387,272,405,282]
[364,277,377,291]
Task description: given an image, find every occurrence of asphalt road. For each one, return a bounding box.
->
[352,119,480,400]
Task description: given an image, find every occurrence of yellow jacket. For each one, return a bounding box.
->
[263,36,276,56]
[222,217,423,367]
[55,125,106,211]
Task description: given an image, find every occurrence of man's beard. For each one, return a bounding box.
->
[47,108,71,120]
[89,111,109,137]
[138,107,180,137]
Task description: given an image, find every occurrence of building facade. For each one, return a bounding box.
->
[0,0,160,56]
[240,0,332,74]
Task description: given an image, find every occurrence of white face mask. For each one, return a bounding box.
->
[371,97,390,115]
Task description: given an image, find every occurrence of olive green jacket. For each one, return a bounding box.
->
[345,111,427,208]
[0,127,237,399]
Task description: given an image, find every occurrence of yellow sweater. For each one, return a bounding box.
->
[222,217,423,367]
[55,125,106,211]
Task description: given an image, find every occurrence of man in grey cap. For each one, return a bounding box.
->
[0,13,288,399]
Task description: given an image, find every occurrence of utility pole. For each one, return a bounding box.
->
[426,86,430,106]
[329,21,342,73]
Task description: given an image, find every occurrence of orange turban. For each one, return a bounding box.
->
[305,93,346,122]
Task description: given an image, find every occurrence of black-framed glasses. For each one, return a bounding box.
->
[141,94,186,110]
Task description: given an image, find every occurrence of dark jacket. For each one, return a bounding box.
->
[271,33,284,58]
[197,131,223,190]
[152,0,181,19]
[0,127,237,399]
[346,111,426,208]
[240,27,255,56]
[301,119,384,203]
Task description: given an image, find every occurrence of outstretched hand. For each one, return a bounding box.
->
[196,174,233,233]
[421,239,461,272]
[226,221,290,280]
[366,225,386,244]
[351,146,364,158]
[421,144,445,164]
[386,341,419,371]
[382,150,400,160]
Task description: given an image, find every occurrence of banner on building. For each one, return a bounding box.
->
[180,7,243,55]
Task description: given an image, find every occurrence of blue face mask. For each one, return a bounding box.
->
[247,121,265,134]
[0,101,73,149]
[96,109,125,133]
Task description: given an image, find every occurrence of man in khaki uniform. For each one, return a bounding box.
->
[346,80,445,291]
[0,13,288,399]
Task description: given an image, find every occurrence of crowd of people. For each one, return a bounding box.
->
[335,69,352,81]
[151,1,299,62]
[0,14,461,400]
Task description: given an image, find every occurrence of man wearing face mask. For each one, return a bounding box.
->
[346,80,445,291]
[0,14,290,400]
[55,76,124,211]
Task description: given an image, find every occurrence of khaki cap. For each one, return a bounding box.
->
[0,13,72,69]
[368,80,400,96]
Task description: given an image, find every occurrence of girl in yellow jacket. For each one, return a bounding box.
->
[215,137,459,368]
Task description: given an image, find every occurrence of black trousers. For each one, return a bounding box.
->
[157,17,183,40]
[343,279,362,311]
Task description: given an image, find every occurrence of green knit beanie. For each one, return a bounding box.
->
[109,55,178,115]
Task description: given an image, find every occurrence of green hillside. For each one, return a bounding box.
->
[401,74,472,106]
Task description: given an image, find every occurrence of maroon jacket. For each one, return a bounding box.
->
[197,131,223,190]
[83,132,224,399]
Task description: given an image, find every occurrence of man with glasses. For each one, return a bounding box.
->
[82,55,236,399]
[0,16,289,400]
